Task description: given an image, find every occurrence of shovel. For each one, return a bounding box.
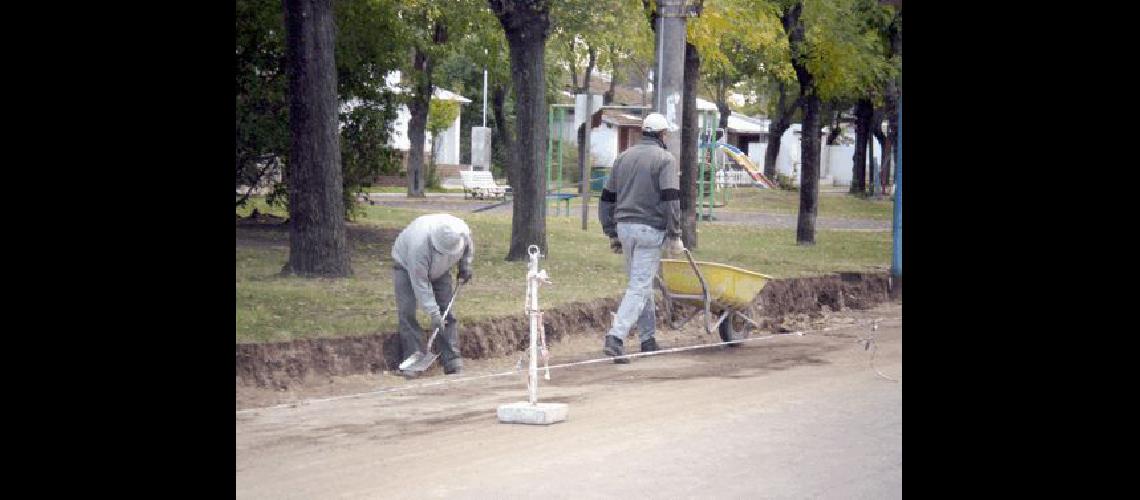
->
[398,280,463,373]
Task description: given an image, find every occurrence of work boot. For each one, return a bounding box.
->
[640,337,660,352]
[443,359,463,375]
[604,335,630,364]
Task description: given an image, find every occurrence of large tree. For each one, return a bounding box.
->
[489,0,552,260]
[237,0,403,215]
[281,0,352,276]
[786,0,894,244]
[786,1,819,245]
[690,0,786,134]
[850,97,873,193]
[399,2,450,197]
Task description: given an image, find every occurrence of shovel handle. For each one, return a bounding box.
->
[423,280,463,352]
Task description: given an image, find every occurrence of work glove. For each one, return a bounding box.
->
[457,267,472,284]
[663,237,686,256]
[609,236,622,254]
[429,310,445,333]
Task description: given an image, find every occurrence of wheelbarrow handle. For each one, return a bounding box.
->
[680,248,713,335]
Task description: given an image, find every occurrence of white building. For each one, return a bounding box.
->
[342,71,471,166]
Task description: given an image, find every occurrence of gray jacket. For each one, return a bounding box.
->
[391,214,474,317]
[598,136,682,239]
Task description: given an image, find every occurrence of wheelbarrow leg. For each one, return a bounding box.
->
[711,309,731,333]
[654,273,680,329]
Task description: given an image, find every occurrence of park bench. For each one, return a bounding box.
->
[460,170,508,200]
[546,192,578,216]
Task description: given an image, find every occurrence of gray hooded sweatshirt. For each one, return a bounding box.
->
[391,213,474,316]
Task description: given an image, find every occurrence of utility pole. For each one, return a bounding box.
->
[655,0,689,160]
[891,94,902,290]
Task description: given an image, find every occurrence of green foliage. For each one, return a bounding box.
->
[235,0,288,206]
[341,98,400,218]
[774,172,799,191]
[799,0,896,103]
[427,99,461,136]
[236,0,406,216]
[424,99,462,190]
[690,0,792,84]
[548,0,653,95]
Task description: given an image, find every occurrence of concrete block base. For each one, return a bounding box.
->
[497,402,568,425]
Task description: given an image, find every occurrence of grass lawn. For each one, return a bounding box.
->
[236,196,891,343]
[712,187,894,219]
[361,186,464,194]
[534,186,892,221]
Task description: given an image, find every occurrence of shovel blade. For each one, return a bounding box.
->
[398,351,425,371]
[401,352,440,373]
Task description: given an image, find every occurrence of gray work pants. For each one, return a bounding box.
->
[394,265,461,368]
[606,223,664,343]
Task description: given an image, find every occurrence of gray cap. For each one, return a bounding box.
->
[430,219,467,255]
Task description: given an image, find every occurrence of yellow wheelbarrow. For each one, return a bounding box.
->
[655,249,772,345]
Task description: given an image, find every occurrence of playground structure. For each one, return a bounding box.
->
[544,105,778,222]
[545,103,652,217]
[715,143,778,189]
[695,109,781,220]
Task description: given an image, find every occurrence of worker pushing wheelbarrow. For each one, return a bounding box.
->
[655,249,773,345]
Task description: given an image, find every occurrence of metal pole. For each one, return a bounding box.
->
[483,69,488,127]
[891,94,901,279]
[528,249,539,404]
[547,106,553,193]
[558,107,564,192]
[581,91,592,230]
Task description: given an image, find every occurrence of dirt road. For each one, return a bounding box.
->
[236,303,901,499]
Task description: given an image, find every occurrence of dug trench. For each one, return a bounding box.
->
[236,269,894,391]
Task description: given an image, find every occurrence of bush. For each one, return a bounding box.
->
[774,172,799,191]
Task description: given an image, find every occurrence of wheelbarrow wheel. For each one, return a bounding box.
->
[719,306,756,347]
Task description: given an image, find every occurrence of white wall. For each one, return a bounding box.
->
[433,113,462,165]
[590,124,618,167]
[747,129,873,186]
[574,94,605,131]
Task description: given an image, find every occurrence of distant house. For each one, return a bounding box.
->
[341,71,471,171]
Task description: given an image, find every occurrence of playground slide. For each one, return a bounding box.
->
[716,143,778,189]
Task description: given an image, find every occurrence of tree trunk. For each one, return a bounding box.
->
[604,45,618,105]
[281,0,352,277]
[579,44,596,94]
[797,93,821,245]
[680,41,700,249]
[870,108,886,196]
[764,81,797,180]
[880,132,892,191]
[851,98,872,194]
[883,8,901,189]
[405,22,448,198]
[491,82,515,186]
[827,106,842,145]
[490,0,550,261]
[406,47,429,197]
[787,0,819,245]
[716,72,731,136]
[568,40,579,91]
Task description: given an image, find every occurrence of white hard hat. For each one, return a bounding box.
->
[642,113,676,132]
